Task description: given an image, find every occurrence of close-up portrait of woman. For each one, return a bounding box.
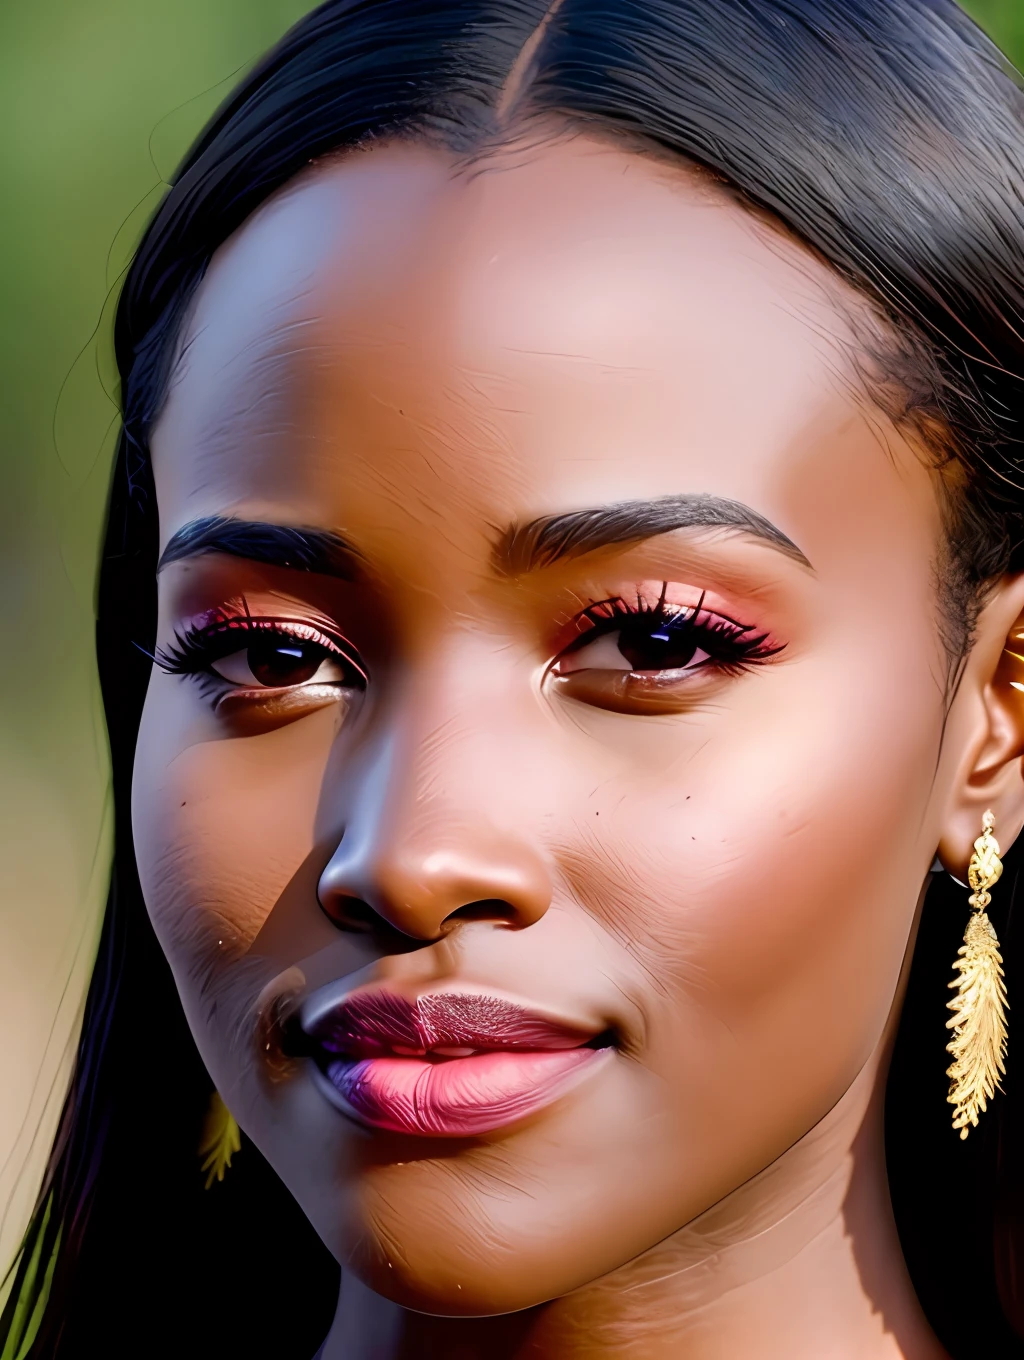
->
[9,0,1024,1355]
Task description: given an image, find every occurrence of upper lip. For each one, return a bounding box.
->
[297,986,604,1059]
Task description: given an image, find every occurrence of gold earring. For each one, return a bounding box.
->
[198,1090,241,1188]
[945,810,1009,1139]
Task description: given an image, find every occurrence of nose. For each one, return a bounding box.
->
[318,833,551,939]
[316,735,552,941]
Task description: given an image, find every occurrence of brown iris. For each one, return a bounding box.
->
[246,639,326,687]
[615,614,702,673]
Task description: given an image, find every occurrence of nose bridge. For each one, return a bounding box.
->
[318,651,551,937]
[370,664,527,845]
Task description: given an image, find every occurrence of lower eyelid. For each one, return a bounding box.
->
[211,681,354,721]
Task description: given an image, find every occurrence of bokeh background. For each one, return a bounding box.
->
[0,0,1021,1285]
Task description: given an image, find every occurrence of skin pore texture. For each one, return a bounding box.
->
[134,133,1024,1359]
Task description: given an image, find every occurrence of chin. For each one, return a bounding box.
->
[349,1236,562,1317]
[330,1167,610,1316]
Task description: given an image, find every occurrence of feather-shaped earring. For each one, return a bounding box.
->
[198,1090,242,1187]
[945,810,1009,1139]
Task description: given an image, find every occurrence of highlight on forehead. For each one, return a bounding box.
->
[162,282,332,455]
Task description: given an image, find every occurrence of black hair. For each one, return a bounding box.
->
[5,1,1024,1353]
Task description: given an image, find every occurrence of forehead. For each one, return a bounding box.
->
[151,134,938,573]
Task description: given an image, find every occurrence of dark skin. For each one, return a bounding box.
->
[134,132,1024,1357]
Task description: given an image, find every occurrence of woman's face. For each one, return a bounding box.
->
[136,134,954,1312]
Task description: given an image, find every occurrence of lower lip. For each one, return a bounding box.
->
[316,1047,609,1137]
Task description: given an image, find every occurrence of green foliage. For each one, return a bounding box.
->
[964,0,1024,67]
[0,0,316,888]
[0,0,313,1290]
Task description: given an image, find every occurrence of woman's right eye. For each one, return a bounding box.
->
[156,617,368,700]
[212,638,362,690]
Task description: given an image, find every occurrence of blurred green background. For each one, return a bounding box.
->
[0,0,316,1284]
[0,0,1021,1281]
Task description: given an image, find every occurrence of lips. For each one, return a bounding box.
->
[298,988,611,1137]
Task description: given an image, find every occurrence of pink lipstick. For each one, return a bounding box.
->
[298,988,612,1137]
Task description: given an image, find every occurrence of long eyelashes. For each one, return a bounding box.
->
[565,586,784,673]
[155,615,367,688]
[156,587,781,709]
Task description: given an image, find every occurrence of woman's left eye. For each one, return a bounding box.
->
[556,611,712,676]
[548,594,783,714]
[212,639,353,689]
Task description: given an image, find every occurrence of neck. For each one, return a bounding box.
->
[321,1053,945,1360]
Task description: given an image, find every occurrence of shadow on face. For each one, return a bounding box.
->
[133,131,950,1313]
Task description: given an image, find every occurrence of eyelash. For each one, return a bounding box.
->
[564,587,784,674]
[155,616,366,688]
[155,587,778,704]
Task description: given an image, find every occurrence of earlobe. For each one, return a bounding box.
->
[936,576,1024,878]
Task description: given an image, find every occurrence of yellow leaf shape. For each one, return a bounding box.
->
[946,909,1008,1139]
[198,1090,241,1188]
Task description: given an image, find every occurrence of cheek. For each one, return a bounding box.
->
[570,644,943,1130]
[132,684,338,980]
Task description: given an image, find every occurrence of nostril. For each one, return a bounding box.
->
[443,899,520,928]
[318,893,378,932]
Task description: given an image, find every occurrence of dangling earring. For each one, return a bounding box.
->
[198,1090,241,1187]
[945,810,1009,1139]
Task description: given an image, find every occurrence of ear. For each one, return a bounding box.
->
[937,574,1024,878]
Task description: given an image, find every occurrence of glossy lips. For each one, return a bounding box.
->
[299,989,609,1137]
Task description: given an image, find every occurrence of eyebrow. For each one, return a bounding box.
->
[495,493,812,574]
[158,516,364,580]
[158,496,810,582]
